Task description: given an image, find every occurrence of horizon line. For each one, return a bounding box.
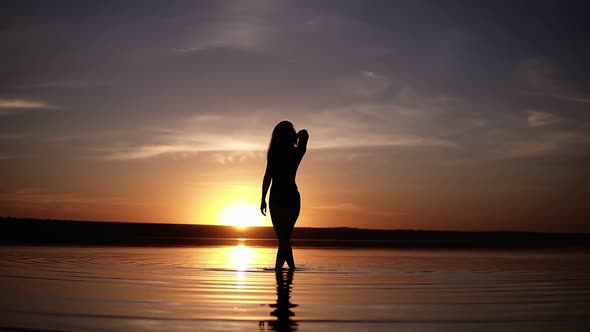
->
[1,217,587,236]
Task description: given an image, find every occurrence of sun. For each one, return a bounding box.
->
[220,201,266,228]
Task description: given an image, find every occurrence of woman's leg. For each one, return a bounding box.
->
[277,235,289,270]
[284,239,295,269]
[271,210,288,270]
[270,192,301,270]
[272,212,296,270]
[284,194,300,269]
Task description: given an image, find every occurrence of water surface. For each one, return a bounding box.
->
[1,245,589,331]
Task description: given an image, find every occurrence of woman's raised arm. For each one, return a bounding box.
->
[296,129,309,160]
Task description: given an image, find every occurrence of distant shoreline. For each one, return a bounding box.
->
[1,217,589,248]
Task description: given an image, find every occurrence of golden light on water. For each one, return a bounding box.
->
[228,244,254,271]
[199,244,269,272]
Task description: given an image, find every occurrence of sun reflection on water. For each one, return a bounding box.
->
[228,244,254,272]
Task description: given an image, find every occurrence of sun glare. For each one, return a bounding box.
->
[229,244,253,272]
[220,201,265,228]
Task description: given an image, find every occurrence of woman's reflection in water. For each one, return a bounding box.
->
[261,270,298,331]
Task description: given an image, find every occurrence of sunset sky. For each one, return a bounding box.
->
[1,1,589,232]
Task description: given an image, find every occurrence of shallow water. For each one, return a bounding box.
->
[0,245,589,331]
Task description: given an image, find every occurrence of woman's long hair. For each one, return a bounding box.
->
[267,120,296,161]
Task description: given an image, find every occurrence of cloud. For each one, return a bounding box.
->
[91,125,266,160]
[547,94,590,104]
[173,39,255,53]
[0,98,55,109]
[0,98,58,115]
[306,106,456,150]
[97,144,199,160]
[88,106,456,161]
[0,133,30,140]
[311,202,403,218]
[519,58,590,104]
[213,151,263,165]
[527,111,559,128]
[311,202,364,212]
[503,131,589,159]
[95,133,454,161]
[0,188,129,208]
[97,140,265,161]
[172,3,274,54]
[15,80,112,89]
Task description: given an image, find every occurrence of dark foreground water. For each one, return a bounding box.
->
[0,245,589,331]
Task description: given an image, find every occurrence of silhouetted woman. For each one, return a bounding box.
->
[261,121,308,270]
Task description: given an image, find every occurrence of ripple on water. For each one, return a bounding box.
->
[0,246,589,332]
